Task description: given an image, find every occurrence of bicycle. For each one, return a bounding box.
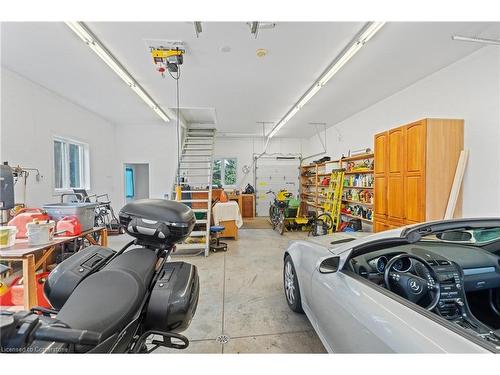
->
[266,190,293,235]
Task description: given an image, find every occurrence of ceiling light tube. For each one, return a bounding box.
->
[359,22,386,43]
[318,42,363,86]
[267,21,385,138]
[452,35,500,46]
[297,84,322,109]
[65,21,170,122]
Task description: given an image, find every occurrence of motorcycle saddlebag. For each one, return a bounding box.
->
[44,245,115,309]
[144,261,199,333]
[119,199,195,248]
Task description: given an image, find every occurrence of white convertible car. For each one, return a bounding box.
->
[283,219,500,353]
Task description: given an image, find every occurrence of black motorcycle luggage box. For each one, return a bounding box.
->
[119,199,195,248]
[44,245,115,309]
[144,262,199,333]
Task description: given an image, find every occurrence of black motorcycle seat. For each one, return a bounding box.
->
[56,248,157,342]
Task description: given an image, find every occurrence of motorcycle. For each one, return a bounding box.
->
[0,199,200,354]
[267,190,293,235]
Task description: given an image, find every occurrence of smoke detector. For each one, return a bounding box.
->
[256,48,267,58]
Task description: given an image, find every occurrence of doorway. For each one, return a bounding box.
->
[124,163,150,203]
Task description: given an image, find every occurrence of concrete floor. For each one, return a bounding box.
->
[108,228,326,354]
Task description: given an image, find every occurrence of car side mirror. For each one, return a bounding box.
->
[319,256,340,274]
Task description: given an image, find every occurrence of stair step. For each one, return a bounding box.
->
[179,199,209,203]
[186,137,214,140]
[178,182,210,186]
[179,167,211,170]
[195,219,208,224]
[192,209,208,213]
[176,243,206,250]
[182,154,212,157]
[182,190,209,193]
[184,148,213,151]
[189,231,207,237]
[182,174,210,177]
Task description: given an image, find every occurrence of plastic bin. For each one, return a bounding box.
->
[43,203,97,232]
[26,220,56,245]
[0,226,17,248]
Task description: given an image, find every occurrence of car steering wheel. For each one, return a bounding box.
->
[384,254,441,311]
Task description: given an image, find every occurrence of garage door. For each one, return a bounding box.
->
[255,157,300,217]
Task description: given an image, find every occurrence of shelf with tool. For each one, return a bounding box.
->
[299,159,341,213]
[339,152,375,229]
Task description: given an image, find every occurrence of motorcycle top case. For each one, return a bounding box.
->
[119,199,195,247]
[44,245,115,309]
[144,261,199,333]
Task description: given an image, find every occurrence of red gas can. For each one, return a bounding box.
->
[56,216,82,236]
[10,272,52,308]
[8,208,50,238]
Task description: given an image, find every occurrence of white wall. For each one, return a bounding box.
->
[214,137,306,189]
[306,46,500,217]
[0,68,121,208]
[0,68,188,212]
[114,124,179,207]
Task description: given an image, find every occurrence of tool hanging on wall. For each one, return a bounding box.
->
[322,169,345,232]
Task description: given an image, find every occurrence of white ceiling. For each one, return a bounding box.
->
[1,21,499,137]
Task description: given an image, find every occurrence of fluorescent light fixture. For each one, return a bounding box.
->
[267,22,385,138]
[297,84,322,109]
[452,35,500,46]
[65,22,170,122]
[268,106,300,138]
[359,22,386,43]
[318,42,363,86]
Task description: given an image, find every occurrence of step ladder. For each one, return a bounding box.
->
[172,127,216,256]
[322,169,345,232]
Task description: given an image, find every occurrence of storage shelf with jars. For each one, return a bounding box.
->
[339,152,375,230]
[299,159,341,213]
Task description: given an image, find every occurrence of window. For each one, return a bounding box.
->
[53,137,89,191]
[213,158,237,187]
[125,167,135,198]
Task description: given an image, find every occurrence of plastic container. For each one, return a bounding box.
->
[56,215,82,236]
[119,199,195,247]
[26,221,55,246]
[10,272,52,308]
[8,208,50,238]
[43,202,97,232]
[0,226,17,248]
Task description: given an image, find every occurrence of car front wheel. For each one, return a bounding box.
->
[284,255,304,313]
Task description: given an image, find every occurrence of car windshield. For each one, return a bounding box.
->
[420,227,500,250]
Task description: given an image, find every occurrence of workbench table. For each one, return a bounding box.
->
[0,227,108,310]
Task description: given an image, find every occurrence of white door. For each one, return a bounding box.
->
[255,157,300,216]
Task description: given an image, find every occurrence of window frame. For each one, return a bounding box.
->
[53,136,90,193]
[213,157,237,188]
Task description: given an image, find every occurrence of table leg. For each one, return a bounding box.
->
[42,250,47,272]
[100,228,108,247]
[22,254,37,310]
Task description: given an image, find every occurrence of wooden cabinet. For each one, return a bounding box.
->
[374,119,464,232]
[241,194,255,218]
